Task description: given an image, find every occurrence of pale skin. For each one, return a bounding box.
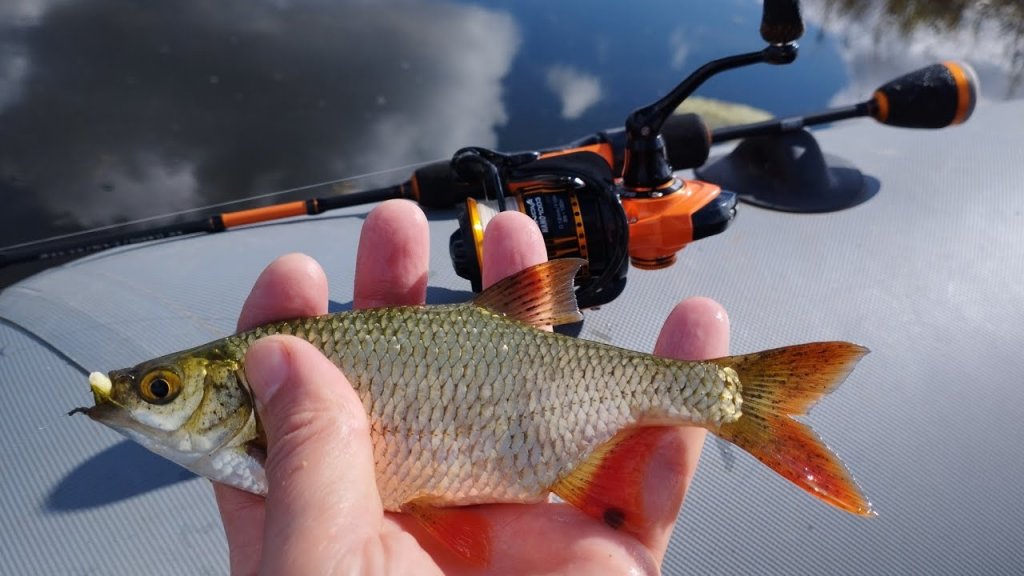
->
[213,199,730,575]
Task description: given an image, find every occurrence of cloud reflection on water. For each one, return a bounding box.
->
[545,65,603,120]
[1,0,1021,251]
[0,0,519,243]
[805,0,1022,104]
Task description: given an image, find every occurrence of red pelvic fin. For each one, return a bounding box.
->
[713,342,874,515]
[472,258,585,327]
[550,427,670,536]
[401,499,492,567]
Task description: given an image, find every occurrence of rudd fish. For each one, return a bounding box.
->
[72,258,871,561]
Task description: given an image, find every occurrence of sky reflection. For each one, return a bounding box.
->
[806,0,1022,104]
[0,0,1018,252]
[0,0,519,244]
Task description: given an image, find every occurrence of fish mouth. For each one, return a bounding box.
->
[67,371,119,419]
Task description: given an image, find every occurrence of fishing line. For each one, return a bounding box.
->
[0,317,92,376]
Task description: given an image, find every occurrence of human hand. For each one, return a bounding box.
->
[214,199,730,574]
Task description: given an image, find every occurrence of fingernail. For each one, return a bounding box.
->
[245,338,290,406]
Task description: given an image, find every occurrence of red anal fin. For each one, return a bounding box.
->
[550,427,669,536]
[473,259,585,327]
[401,499,492,567]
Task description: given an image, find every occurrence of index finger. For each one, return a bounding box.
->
[354,199,430,309]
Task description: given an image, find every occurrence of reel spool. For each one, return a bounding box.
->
[448,149,630,309]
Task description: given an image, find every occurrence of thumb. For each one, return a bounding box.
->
[245,335,383,564]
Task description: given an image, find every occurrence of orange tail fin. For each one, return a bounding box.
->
[712,342,874,516]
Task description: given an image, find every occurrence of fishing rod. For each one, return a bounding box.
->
[0,64,978,263]
[2,0,809,307]
[0,112,706,275]
[0,186,409,266]
[0,1,979,308]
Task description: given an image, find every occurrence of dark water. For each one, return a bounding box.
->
[0,0,1019,281]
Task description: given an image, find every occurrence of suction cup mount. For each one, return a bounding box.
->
[694,129,878,213]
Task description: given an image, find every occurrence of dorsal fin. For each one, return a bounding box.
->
[472,258,585,327]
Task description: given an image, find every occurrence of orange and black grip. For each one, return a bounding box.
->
[409,160,482,208]
[871,61,979,129]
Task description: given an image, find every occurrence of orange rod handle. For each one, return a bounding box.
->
[220,200,312,228]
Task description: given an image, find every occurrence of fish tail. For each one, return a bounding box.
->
[712,342,874,516]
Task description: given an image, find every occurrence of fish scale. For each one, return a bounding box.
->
[227,303,735,509]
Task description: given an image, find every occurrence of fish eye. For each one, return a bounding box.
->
[138,369,182,405]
